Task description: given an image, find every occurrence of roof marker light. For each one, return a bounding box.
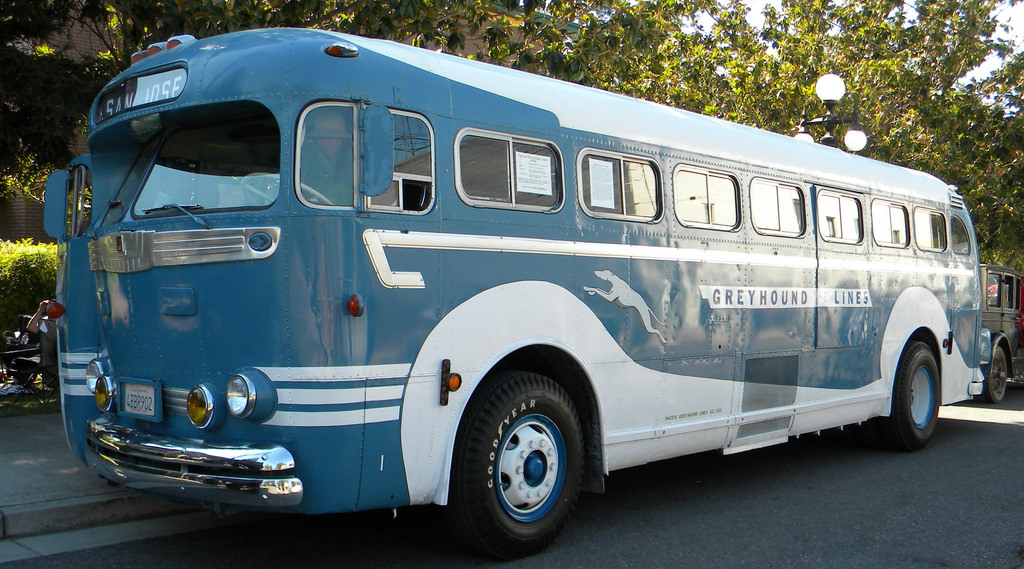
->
[325,40,359,58]
[130,34,196,66]
[146,42,167,57]
[166,35,196,50]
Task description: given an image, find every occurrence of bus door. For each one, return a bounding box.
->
[944,214,977,372]
[726,179,815,452]
[44,157,103,459]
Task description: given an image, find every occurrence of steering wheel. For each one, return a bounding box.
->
[299,182,333,206]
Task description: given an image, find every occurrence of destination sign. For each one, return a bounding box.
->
[95,68,188,124]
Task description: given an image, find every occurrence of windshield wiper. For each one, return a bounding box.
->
[142,203,211,229]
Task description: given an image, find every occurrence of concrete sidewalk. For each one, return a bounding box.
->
[0,412,191,541]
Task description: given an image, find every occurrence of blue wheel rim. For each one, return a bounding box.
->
[909,365,935,429]
[494,414,566,522]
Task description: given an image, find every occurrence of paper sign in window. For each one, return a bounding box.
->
[515,151,553,196]
[589,159,616,209]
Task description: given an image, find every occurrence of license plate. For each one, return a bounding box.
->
[124,382,157,418]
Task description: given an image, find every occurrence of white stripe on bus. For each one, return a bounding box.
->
[259,363,411,383]
[364,229,974,290]
[264,405,400,427]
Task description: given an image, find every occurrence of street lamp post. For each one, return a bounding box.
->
[793,74,868,152]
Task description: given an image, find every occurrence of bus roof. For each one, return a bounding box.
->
[102,28,956,205]
[347,33,953,204]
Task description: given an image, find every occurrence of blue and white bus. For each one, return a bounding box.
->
[44,28,987,558]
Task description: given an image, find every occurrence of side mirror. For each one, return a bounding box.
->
[359,104,394,197]
[43,169,70,240]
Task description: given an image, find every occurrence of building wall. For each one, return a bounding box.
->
[0,197,52,244]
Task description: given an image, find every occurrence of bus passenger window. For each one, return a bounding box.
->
[914,208,946,252]
[457,131,560,211]
[369,112,433,213]
[459,135,510,203]
[750,180,804,236]
[513,143,559,208]
[951,216,971,255]
[673,167,738,229]
[298,104,355,207]
[580,151,659,221]
[816,190,862,244]
[871,201,909,247]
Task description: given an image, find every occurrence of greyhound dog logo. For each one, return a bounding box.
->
[584,269,667,344]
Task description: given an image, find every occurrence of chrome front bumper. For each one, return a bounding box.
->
[86,418,303,508]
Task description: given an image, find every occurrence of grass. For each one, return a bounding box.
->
[0,389,61,418]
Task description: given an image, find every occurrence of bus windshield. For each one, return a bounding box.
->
[133,114,281,216]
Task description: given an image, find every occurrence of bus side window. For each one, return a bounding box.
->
[816,189,862,244]
[66,165,92,238]
[457,131,560,211]
[673,167,739,229]
[580,151,659,221]
[871,200,909,248]
[913,208,946,252]
[750,179,804,236]
[950,215,971,255]
[368,112,433,213]
[298,104,355,207]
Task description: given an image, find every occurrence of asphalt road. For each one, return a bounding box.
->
[5,388,1023,569]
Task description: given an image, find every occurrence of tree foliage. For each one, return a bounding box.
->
[4,0,1024,266]
[0,0,113,200]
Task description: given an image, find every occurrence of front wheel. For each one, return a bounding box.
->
[880,342,940,451]
[445,371,584,559]
[981,346,1008,404]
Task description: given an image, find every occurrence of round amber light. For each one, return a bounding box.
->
[187,385,214,428]
[95,376,115,412]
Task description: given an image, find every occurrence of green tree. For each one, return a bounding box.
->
[7,0,1024,266]
[0,0,113,200]
[669,0,1023,267]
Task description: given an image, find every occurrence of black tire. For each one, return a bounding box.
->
[981,346,1008,404]
[445,371,584,559]
[879,342,940,451]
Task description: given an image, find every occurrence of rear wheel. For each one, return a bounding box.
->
[445,371,583,559]
[880,342,940,451]
[980,347,1008,404]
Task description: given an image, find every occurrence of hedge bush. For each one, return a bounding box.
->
[0,239,58,333]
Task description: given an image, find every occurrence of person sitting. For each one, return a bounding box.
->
[299,107,355,206]
[25,300,54,337]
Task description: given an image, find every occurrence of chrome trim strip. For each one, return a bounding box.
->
[164,386,189,416]
[89,227,280,273]
[86,418,302,508]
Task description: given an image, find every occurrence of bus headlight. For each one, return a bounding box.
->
[226,374,256,418]
[85,359,109,394]
[95,375,116,413]
[225,368,277,422]
[187,384,220,429]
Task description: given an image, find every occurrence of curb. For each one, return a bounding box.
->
[0,491,194,540]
